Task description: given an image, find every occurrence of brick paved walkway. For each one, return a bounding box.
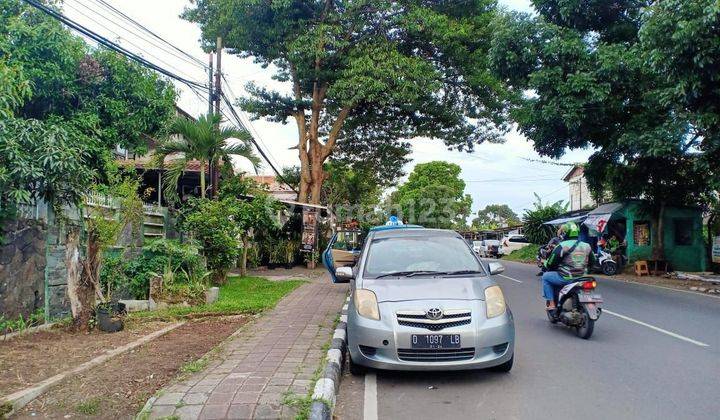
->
[145,273,348,419]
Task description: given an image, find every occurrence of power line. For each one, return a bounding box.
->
[63,0,201,82]
[91,0,208,69]
[23,0,209,91]
[219,92,298,193]
[220,74,284,171]
[75,0,208,73]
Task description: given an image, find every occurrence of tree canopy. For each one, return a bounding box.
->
[472,204,520,230]
[183,0,511,203]
[0,0,177,173]
[391,161,472,229]
[489,0,720,255]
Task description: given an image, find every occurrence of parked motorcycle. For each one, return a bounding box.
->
[595,249,618,276]
[546,277,603,339]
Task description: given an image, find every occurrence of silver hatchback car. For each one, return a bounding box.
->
[333,226,515,374]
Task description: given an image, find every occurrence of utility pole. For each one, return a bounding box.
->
[206,52,214,200]
[208,52,214,116]
[211,36,222,198]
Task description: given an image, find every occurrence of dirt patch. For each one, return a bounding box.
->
[13,316,247,419]
[0,320,172,397]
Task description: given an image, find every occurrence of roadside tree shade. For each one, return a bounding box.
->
[182,1,513,203]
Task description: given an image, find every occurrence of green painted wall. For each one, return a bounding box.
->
[618,202,707,272]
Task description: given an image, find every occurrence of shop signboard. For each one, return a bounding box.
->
[301,208,318,252]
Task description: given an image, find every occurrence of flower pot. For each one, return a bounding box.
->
[96,302,126,333]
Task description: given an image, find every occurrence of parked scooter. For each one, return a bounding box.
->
[595,249,618,276]
[546,277,603,339]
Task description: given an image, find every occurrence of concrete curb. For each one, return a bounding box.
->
[0,322,184,417]
[0,322,57,342]
[309,295,350,420]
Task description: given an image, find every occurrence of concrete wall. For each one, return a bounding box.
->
[567,175,596,211]
[0,219,47,320]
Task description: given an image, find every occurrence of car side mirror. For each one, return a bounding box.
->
[488,262,505,275]
[335,266,354,281]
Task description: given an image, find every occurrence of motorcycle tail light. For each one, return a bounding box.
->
[582,281,597,290]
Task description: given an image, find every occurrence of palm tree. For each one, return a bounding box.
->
[154,114,260,200]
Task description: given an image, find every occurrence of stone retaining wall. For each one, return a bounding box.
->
[0,219,47,320]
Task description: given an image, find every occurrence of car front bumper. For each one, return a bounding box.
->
[347,300,515,371]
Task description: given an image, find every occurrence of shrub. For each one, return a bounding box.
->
[522,193,568,244]
[180,198,243,284]
[100,239,207,300]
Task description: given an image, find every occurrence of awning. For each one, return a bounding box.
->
[584,213,612,233]
[543,214,588,226]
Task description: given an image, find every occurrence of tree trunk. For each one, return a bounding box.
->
[652,201,666,260]
[240,236,249,277]
[200,160,206,199]
[65,227,94,331]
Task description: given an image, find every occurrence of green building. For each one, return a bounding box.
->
[584,201,708,272]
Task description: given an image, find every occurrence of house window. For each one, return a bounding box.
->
[633,221,650,246]
[674,218,693,246]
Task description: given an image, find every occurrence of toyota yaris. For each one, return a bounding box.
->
[331,226,515,374]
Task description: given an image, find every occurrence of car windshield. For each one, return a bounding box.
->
[364,235,483,278]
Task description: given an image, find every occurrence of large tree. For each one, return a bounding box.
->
[183,0,510,203]
[489,0,718,258]
[391,161,472,229]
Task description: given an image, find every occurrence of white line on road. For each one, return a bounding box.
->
[497,274,523,283]
[363,372,378,420]
[604,310,709,347]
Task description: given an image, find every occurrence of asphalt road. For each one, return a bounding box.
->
[335,260,720,420]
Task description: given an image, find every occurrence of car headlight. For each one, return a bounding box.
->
[354,289,380,320]
[485,285,506,318]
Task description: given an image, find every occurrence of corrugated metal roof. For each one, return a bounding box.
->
[589,202,624,215]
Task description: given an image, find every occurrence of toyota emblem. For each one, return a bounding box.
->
[425,308,443,320]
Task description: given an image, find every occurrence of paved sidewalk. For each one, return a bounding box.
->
[146,273,348,419]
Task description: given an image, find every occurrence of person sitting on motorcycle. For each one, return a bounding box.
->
[542,221,597,310]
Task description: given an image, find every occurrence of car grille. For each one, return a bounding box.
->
[397,348,475,362]
[396,310,471,331]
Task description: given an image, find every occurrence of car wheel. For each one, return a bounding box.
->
[348,353,367,376]
[490,354,514,373]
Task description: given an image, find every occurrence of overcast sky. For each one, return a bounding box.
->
[62,0,591,216]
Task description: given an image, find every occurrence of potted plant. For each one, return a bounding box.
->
[284,239,298,269]
[95,301,126,333]
[304,250,319,269]
[267,239,283,269]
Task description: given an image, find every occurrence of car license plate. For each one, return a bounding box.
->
[411,334,461,349]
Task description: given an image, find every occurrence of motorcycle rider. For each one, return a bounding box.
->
[542,221,596,310]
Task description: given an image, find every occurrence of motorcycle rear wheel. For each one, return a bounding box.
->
[575,307,595,339]
[601,260,618,276]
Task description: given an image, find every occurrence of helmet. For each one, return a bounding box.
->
[562,221,579,238]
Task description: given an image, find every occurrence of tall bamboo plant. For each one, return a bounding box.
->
[154,114,260,200]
